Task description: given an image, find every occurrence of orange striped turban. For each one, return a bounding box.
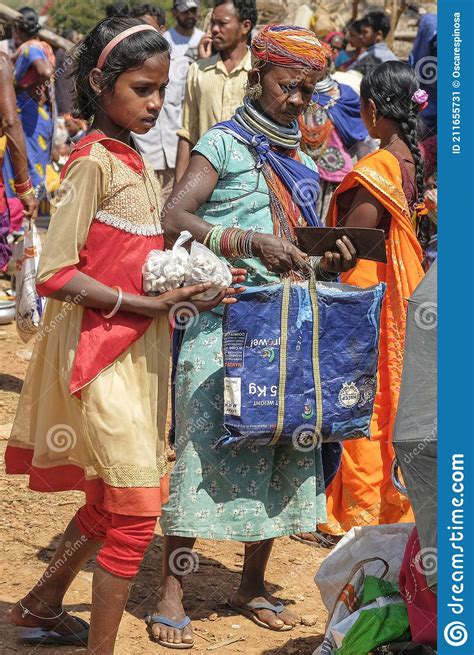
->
[251,24,329,71]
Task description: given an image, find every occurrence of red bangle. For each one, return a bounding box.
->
[15,179,33,194]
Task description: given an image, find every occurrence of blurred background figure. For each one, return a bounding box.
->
[0,51,39,269]
[338,19,364,71]
[131,3,167,32]
[350,10,398,68]
[324,30,348,69]
[2,7,56,208]
[133,0,204,201]
[174,0,256,181]
[408,13,437,140]
[64,115,87,145]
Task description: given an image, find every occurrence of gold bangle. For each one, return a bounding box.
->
[17,188,35,199]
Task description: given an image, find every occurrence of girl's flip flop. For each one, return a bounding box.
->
[227,598,293,631]
[18,615,89,646]
[147,614,195,649]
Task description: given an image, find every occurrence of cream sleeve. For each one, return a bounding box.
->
[37,156,108,286]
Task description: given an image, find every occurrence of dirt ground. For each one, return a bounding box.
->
[0,312,329,655]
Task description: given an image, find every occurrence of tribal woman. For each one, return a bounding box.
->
[147,25,357,649]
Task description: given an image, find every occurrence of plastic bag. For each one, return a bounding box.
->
[184,240,232,301]
[13,222,44,343]
[220,277,385,447]
[142,230,191,294]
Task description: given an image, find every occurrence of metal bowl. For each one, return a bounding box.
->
[0,300,16,325]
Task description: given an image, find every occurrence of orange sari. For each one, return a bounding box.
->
[321,149,425,534]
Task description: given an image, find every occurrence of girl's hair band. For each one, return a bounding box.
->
[96,25,158,70]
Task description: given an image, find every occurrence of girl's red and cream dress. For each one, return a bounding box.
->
[5,134,170,517]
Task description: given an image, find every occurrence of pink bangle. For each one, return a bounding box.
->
[102,286,123,319]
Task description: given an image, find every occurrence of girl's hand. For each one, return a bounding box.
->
[252,233,310,274]
[142,276,246,318]
[319,236,357,274]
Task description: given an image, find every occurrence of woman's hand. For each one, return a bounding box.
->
[319,236,357,274]
[224,267,246,304]
[21,193,39,220]
[252,233,310,274]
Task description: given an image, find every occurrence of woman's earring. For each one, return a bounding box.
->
[306,100,319,116]
[372,113,377,127]
[246,83,263,100]
[245,71,262,101]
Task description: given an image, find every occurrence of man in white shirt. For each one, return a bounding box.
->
[133,0,204,201]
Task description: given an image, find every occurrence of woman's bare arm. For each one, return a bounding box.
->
[162,153,219,246]
[339,185,385,229]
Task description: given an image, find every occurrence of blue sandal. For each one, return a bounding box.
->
[18,615,89,646]
[147,614,194,649]
[227,598,293,631]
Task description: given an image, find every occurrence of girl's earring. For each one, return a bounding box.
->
[372,113,377,127]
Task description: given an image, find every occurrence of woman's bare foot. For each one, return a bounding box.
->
[294,529,343,548]
[10,595,87,635]
[150,578,194,647]
[229,586,299,631]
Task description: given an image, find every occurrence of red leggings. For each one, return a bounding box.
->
[75,503,156,579]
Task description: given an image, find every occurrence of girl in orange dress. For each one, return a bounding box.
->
[5,17,241,654]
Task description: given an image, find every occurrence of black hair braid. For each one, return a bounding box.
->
[360,60,425,202]
[399,110,425,201]
[70,16,169,120]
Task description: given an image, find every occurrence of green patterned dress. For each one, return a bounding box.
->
[160,129,326,541]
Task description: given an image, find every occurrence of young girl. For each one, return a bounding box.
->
[5,17,241,654]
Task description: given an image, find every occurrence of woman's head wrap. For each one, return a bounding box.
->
[251,24,329,71]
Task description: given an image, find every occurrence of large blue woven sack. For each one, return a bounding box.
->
[220,278,385,447]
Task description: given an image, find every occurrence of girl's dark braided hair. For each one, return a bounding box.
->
[70,17,169,120]
[360,60,425,202]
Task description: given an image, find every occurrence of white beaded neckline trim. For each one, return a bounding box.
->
[95,210,163,236]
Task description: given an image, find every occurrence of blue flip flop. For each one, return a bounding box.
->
[18,615,89,646]
[227,598,293,631]
[147,614,194,649]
